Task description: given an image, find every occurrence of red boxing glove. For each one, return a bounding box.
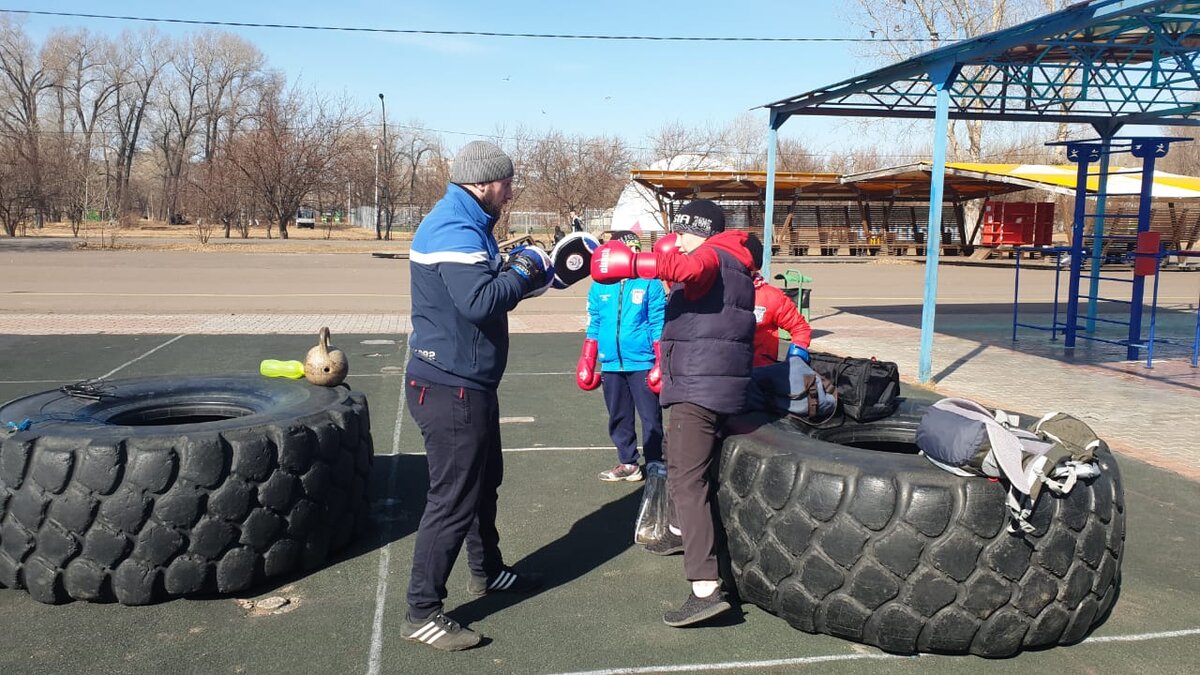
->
[576,338,601,391]
[646,341,662,394]
[654,233,679,256]
[590,241,658,282]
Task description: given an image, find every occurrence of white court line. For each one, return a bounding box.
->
[366,338,411,675]
[549,628,1200,675]
[98,335,185,379]
[1084,627,1200,643]
[552,653,912,675]
[400,445,614,456]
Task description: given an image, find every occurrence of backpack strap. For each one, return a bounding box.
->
[935,398,1042,494]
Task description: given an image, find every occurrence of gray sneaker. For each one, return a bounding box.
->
[663,589,732,627]
[643,529,684,556]
[599,463,643,482]
[400,611,482,651]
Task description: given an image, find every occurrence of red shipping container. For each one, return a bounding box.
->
[981,202,1055,246]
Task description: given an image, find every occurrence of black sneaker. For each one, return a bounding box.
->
[663,589,732,627]
[467,566,543,597]
[400,611,482,651]
[643,530,684,556]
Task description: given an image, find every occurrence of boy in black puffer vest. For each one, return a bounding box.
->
[590,199,756,627]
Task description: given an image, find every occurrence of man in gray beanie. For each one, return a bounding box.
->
[401,139,549,651]
[450,140,515,214]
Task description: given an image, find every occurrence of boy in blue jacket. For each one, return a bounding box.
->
[577,231,667,481]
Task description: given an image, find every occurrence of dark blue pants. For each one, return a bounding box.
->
[404,378,504,620]
[601,370,664,466]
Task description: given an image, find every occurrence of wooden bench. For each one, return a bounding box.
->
[787,228,822,256]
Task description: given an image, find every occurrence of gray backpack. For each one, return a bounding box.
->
[916,398,1102,533]
[747,358,837,420]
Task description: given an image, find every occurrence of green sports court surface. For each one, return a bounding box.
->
[0,332,1197,674]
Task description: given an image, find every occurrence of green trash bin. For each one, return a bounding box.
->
[774,270,812,322]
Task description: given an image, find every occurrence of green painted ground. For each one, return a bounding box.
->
[0,333,1196,674]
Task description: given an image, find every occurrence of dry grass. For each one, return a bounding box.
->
[21,219,412,254]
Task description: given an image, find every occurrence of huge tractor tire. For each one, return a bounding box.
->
[0,375,373,606]
[717,399,1124,658]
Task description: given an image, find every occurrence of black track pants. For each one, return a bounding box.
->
[404,378,504,619]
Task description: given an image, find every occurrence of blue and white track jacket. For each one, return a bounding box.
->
[407,184,527,390]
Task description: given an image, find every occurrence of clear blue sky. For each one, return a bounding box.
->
[12,1,883,157]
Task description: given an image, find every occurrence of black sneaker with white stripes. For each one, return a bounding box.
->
[467,566,543,596]
[400,611,482,651]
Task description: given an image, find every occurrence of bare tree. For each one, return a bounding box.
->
[389,121,439,232]
[226,82,359,239]
[195,31,264,164]
[44,28,120,231]
[767,137,827,173]
[0,140,37,235]
[152,37,205,224]
[717,112,764,171]
[840,0,1080,161]
[644,120,724,168]
[0,17,59,227]
[105,28,168,218]
[526,131,631,218]
[492,124,538,236]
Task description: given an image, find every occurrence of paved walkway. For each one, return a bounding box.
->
[808,310,1199,479]
[0,308,1195,480]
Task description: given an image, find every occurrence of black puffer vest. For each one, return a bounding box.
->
[659,247,755,413]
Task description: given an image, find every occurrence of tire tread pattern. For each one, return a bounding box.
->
[717,409,1125,658]
[0,378,373,605]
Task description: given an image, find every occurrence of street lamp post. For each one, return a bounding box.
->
[378,93,390,240]
[372,142,380,239]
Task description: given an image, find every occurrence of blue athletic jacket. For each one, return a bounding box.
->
[407,184,528,389]
[586,279,666,372]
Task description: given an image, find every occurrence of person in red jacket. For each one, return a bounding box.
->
[745,234,812,367]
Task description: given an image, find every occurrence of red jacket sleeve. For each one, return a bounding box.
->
[654,247,720,300]
[774,289,812,348]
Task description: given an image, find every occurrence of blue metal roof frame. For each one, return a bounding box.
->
[764,0,1200,130]
[757,0,1200,384]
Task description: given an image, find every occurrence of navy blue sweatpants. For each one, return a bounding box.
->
[601,370,664,466]
[404,377,504,620]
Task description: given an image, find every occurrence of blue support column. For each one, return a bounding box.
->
[763,112,781,280]
[1063,143,1099,349]
[917,61,960,384]
[1128,139,1169,359]
[1086,132,1115,332]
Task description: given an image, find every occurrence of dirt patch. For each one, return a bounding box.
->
[236,585,303,617]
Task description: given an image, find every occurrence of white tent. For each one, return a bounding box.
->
[609,154,736,234]
[609,182,665,233]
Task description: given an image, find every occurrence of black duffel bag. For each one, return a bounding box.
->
[807,351,901,422]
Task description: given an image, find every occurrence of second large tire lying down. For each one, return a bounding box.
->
[717,399,1124,658]
[0,375,373,605]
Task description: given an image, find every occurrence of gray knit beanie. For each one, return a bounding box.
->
[451,140,514,185]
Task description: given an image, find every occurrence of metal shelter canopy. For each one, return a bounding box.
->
[759,0,1200,382]
[764,0,1200,129]
[629,168,1032,202]
[630,170,845,201]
